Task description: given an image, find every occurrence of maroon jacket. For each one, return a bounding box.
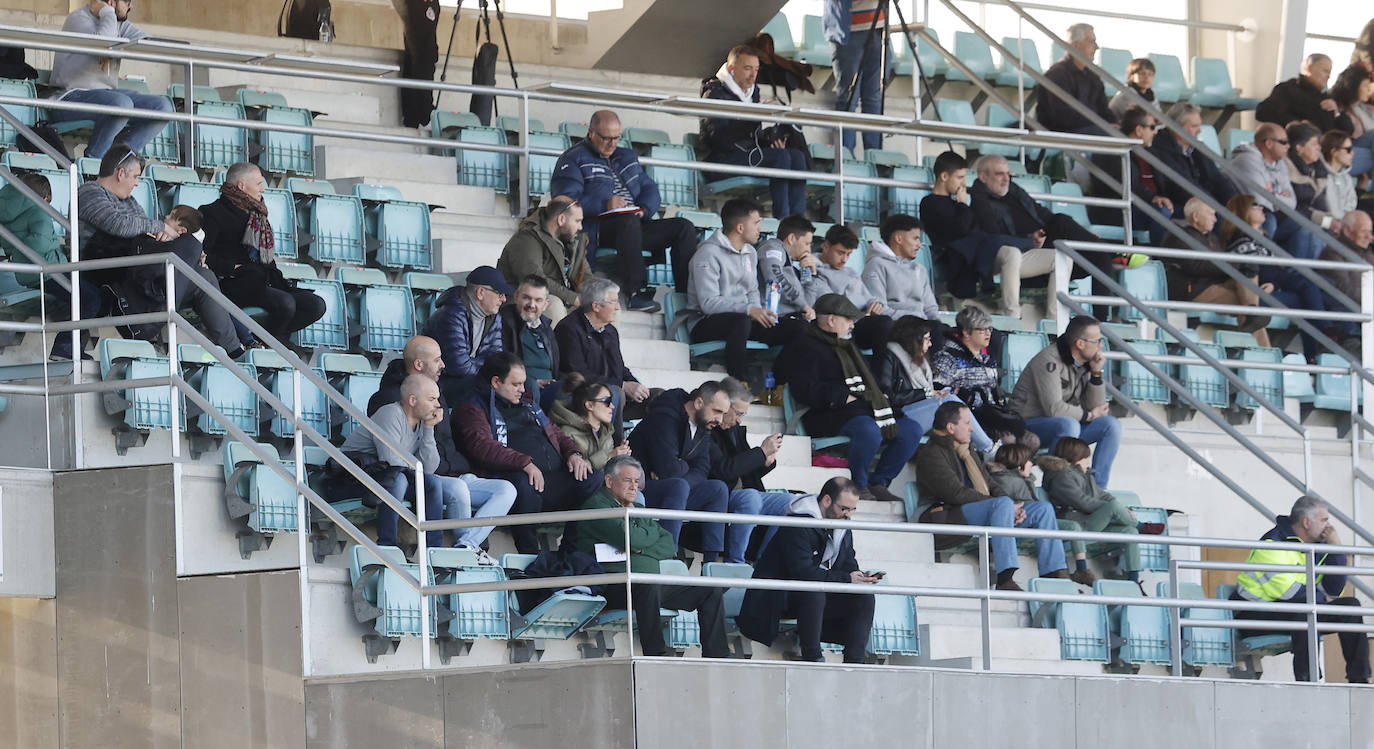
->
[453,396,582,474]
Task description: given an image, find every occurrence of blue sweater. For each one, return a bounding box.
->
[550,140,661,248]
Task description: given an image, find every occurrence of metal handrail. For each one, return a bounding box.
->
[963,0,1250,32]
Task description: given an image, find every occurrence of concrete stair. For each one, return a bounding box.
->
[316,145,456,184]
[330,177,491,215]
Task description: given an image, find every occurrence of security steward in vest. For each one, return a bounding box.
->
[1230,495,1370,683]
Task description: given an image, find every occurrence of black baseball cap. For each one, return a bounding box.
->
[465,265,514,295]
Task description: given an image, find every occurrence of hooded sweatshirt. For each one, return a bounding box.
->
[1036,454,1112,514]
[788,493,847,570]
[1324,160,1356,222]
[0,182,63,287]
[1229,141,1295,211]
[861,240,938,320]
[51,4,149,92]
[686,229,762,329]
[813,261,883,312]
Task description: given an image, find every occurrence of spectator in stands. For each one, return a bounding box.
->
[1149,102,1238,210]
[368,335,464,474]
[970,155,1103,273]
[1107,58,1156,119]
[1231,122,1325,261]
[872,315,997,453]
[756,214,818,322]
[496,195,591,325]
[987,443,1095,586]
[1089,106,1174,247]
[1330,66,1374,178]
[1358,20,1374,74]
[392,0,441,130]
[48,0,173,158]
[685,198,805,382]
[332,374,514,558]
[1162,198,1271,346]
[0,173,100,360]
[737,477,878,663]
[915,401,1069,591]
[1038,437,1145,586]
[627,382,731,560]
[550,109,697,310]
[574,454,730,657]
[774,294,920,503]
[499,275,561,412]
[861,213,937,321]
[1231,495,1370,683]
[811,224,894,349]
[1286,122,1340,240]
[1036,23,1117,135]
[1009,314,1121,486]
[1321,209,1374,321]
[77,146,247,358]
[453,352,601,554]
[551,374,689,519]
[1256,53,1353,132]
[822,0,886,154]
[555,277,658,431]
[424,265,509,403]
[711,377,793,564]
[201,162,326,344]
[699,45,809,218]
[931,306,1034,453]
[921,151,1040,318]
[1324,131,1359,222]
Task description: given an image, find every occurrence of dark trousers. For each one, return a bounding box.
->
[689,313,805,381]
[1233,590,1371,682]
[497,466,603,553]
[399,0,440,128]
[219,278,327,342]
[782,590,875,662]
[43,275,103,355]
[603,582,730,657]
[597,214,698,293]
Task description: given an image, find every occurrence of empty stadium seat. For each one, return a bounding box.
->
[351,544,424,642]
[912,28,949,78]
[404,271,453,328]
[1281,352,1315,405]
[626,127,671,150]
[1117,337,1171,404]
[1028,576,1110,662]
[429,547,510,649]
[867,591,921,658]
[1223,128,1254,156]
[1095,579,1170,666]
[99,338,173,434]
[863,149,910,170]
[143,102,181,164]
[1049,181,1128,241]
[254,104,315,176]
[995,37,1043,88]
[167,84,221,103]
[222,440,298,535]
[1011,173,1050,197]
[646,144,699,210]
[287,177,366,264]
[456,126,509,193]
[1198,125,1222,155]
[1233,345,1283,411]
[1189,57,1259,112]
[248,348,328,440]
[840,159,879,225]
[1000,330,1049,392]
[526,130,571,199]
[933,99,977,138]
[1176,340,1229,409]
[702,561,753,651]
[944,31,998,82]
[1095,48,1133,97]
[797,15,831,66]
[1115,260,1166,322]
[189,100,248,169]
[1313,353,1359,412]
[337,267,415,355]
[496,115,545,135]
[178,343,258,436]
[782,384,850,451]
[659,558,701,650]
[1117,499,1170,572]
[321,352,382,439]
[501,553,607,640]
[279,261,347,350]
[430,110,481,139]
[0,77,37,146]
[1147,53,1192,103]
[888,165,931,216]
[1161,581,1234,669]
[354,183,433,269]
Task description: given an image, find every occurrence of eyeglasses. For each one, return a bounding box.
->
[592,396,614,405]
[970,326,992,333]
[1265,138,1289,145]
[114,147,143,174]
[1079,336,1105,344]
[834,503,858,514]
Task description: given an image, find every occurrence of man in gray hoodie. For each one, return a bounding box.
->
[48,0,174,158]
[755,214,819,321]
[861,213,939,321]
[686,198,805,381]
[811,224,893,349]
[1230,122,1324,260]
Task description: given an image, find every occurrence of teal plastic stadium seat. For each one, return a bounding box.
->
[130,176,157,220]
[496,115,545,135]
[261,188,298,258]
[663,292,769,360]
[165,181,221,212]
[703,562,754,626]
[659,559,701,649]
[1121,501,1170,572]
[1281,353,1315,403]
[676,209,722,241]
[889,33,913,77]
[1049,181,1125,240]
[914,28,948,78]
[626,127,671,149]
[1224,128,1254,156]
[762,13,796,58]
[291,274,346,350]
[783,384,850,451]
[1012,173,1050,198]
[99,338,172,431]
[0,78,37,145]
[1115,260,1166,323]
[1178,341,1229,409]
[995,37,1043,87]
[256,105,315,175]
[933,99,977,135]
[351,545,424,638]
[177,343,258,436]
[867,592,920,657]
[647,144,699,210]
[558,120,589,139]
[167,84,221,102]
[1234,346,1283,411]
[1312,353,1357,412]
[429,548,509,641]
[354,186,432,270]
[846,242,867,274]
[1147,54,1192,103]
[404,271,453,327]
[338,268,416,354]
[457,126,509,193]
[191,100,247,168]
[978,104,1027,158]
[1118,338,1170,404]
[1028,577,1110,662]
[247,348,328,439]
[223,440,298,534]
[237,89,290,109]
[322,353,382,439]
[1198,125,1221,155]
[1190,57,1259,110]
[1216,583,1291,660]
[1160,582,1234,667]
[798,15,831,66]
[841,159,879,225]
[430,110,481,139]
[1000,331,1049,393]
[1095,579,1170,665]
[143,101,181,164]
[288,178,365,264]
[889,165,931,216]
[944,31,997,82]
[501,553,607,639]
[864,149,910,169]
[527,131,570,199]
[1096,48,1133,97]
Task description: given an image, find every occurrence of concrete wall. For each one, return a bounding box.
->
[0,468,54,597]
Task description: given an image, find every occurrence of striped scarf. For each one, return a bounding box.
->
[220,182,275,265]
[806,322,897,439]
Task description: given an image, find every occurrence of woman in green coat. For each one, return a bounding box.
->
[549,374,627,470]
[987,443,1094,586]
[1036,438,1143,581]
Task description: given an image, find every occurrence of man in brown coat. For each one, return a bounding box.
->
[496,196,592,325]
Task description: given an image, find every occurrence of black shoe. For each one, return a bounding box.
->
[627,291,661,313]
[866,484,902,503]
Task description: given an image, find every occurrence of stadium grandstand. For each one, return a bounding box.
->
[0,0,1371,745]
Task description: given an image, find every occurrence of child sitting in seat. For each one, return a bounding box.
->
[165,204,259,349]
[1109,57,1157,118]
[987,443,1094,586]
[1036,438,1160,588]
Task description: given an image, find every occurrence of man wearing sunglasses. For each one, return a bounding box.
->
[1230,121,1327,259]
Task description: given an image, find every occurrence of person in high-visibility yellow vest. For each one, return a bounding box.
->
[1229,496,1370,683]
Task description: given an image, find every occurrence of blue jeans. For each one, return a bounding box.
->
[1132,204,1174,246]
[715,147,807,217]
[831,31,884,153]
[901,394,993,453]
[373,471,448,548]
[725,489,794,563]
[51,88,174,158]
[1264,265,1328,360]
[1351,130,1374,177]
[1023,414,1123,487]
[641,476,689,536]
[442,474,518,548]
[1271,213,1324,260]
[959,495,1067,574]
[840,414,922,488]
[642,477,731,551]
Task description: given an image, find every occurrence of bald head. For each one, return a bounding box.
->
[587,110,621,158]
[1342,210,1373,248]
[402,335,444,380]
[1255,122,1288,162]
[399,374,442,425]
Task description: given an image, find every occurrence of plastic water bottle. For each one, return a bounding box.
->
[762,372,776,405]
[317,8,335,42]
[800,265,813,283]
[766,281,781,316]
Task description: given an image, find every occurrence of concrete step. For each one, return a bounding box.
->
[207,76,394,126]
[620,338,689,371]
[631,366,725,394]
[433,221,518,272]
[763,464,856,495]
[852,527,931,562]
[920,623,1062,661]
[310,122,426,154]
[330,177,495,215]
[315,145,455,184]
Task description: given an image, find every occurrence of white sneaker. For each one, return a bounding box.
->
[459,542,499,566]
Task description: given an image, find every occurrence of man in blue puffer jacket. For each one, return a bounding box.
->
[423,265,510,403]
[551,109,697,311]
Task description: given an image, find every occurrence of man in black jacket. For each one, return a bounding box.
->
[737,477,878,662]
[627,382,731,560]
[1255,53,1353,132]
[499,275,561,413]
[969,154,1107,275]
[1148,102,1239,209]
[554,276,659,434]
[1088,106,1175,245]
[711,377,793,564]
[773,294,920,504]
[1036,23,1117,135]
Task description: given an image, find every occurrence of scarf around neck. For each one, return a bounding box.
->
[807,322,897,438]
[220,182,275,264]
[934,429,989,495]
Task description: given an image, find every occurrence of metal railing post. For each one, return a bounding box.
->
[68,159,84,469]
[1119,150,1132,242]
[624,502,634,657]
[833,124,845,224]
[293,369,312,677]
[417,457,432,670]
[183,60,195,169]
[164,260,180,459]
[978,529,992,671]
[1306,550,1321,683]
[1168,558,1183,676]
[517,93,530,218]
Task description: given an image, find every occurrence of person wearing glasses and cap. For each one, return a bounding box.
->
[1008,314,1121,487]
[424,265,512,404]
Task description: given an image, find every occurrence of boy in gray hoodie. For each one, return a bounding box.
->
[861,213,939,321]
[685,198,805,381]
[810,224,893,350]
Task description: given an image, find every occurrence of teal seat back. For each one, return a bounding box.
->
[1147,53,1190,102]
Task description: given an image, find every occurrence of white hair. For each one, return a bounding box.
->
[1067,23,1094,44]
[1182,197,1211,221]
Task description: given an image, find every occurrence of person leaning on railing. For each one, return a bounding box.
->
[1229,495,1371,684]
[1161,197,1271,347]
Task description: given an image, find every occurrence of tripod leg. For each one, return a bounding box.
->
[434,0,463,113]
[492,0,520,87]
